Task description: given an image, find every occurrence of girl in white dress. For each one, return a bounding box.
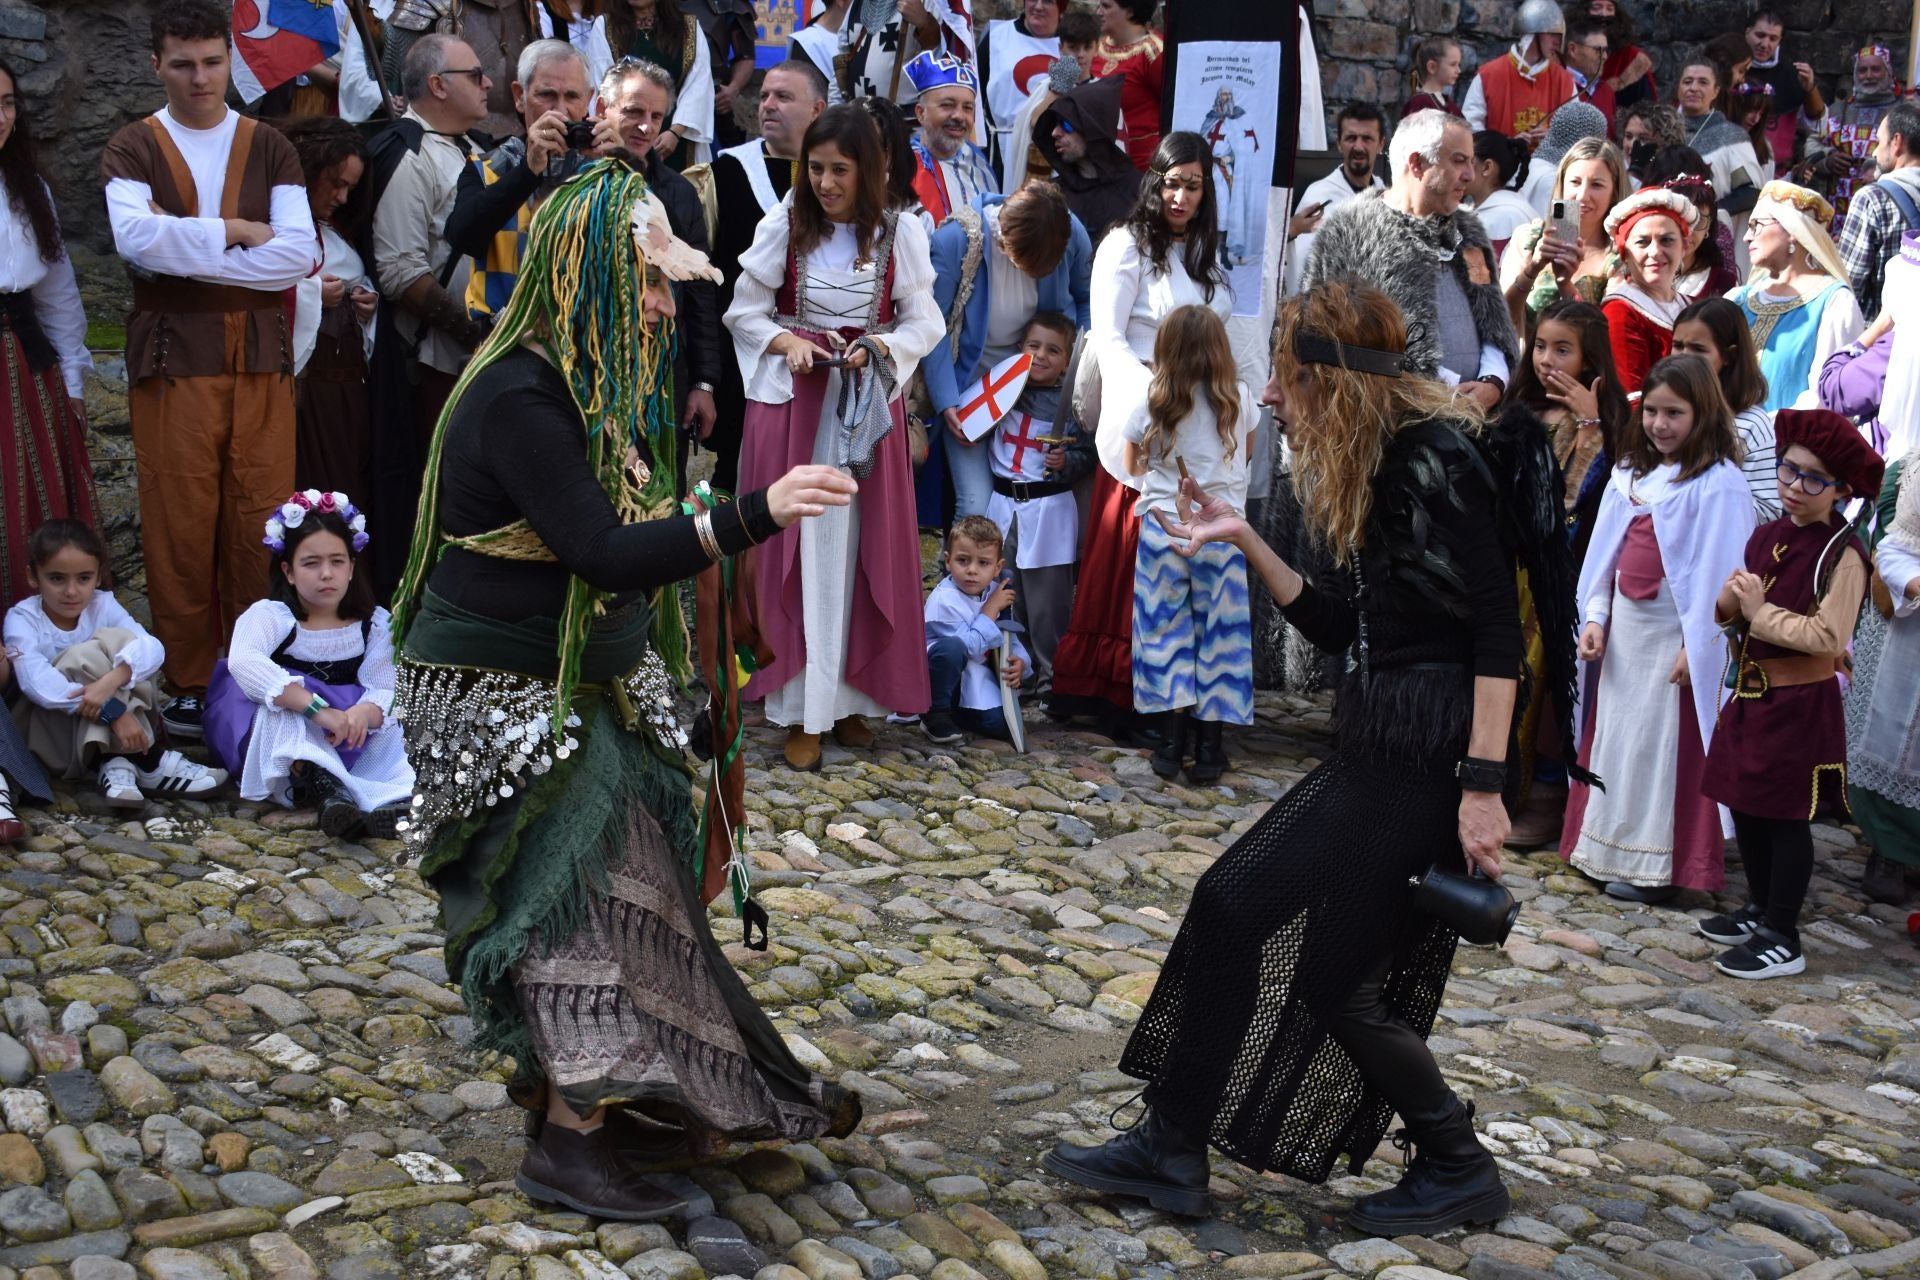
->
[725,106,947,772]
[203,492,413,838]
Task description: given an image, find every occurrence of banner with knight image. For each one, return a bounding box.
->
[1171,42,1281,318]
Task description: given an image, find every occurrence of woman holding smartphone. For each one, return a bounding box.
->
[1499,138,1628,330]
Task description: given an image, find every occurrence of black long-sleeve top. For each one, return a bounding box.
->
[425,348,779,621]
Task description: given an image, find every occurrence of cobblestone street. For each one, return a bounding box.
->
[1,692,1918,1280]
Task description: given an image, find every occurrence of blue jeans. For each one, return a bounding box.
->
[944,429,994,519]
[928,634,1016,738]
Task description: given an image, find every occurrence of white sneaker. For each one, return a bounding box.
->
[134,750,227,799]
[99,758,144,808]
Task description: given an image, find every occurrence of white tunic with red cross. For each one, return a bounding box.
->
[986,408,1079,570]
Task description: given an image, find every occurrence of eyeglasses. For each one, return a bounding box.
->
[1747,216,1780,231]
[438,67,487,82]
[1582,41,1610,54]
[1055,118,1076,134]
[1777,461,1837,495]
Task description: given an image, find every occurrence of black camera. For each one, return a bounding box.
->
[564,118,597,151]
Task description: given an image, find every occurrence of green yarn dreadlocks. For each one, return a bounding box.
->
[391,159,689,722]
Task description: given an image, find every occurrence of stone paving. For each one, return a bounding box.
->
[1,688,1918,1280]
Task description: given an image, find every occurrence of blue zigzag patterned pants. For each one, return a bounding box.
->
[1131,514,1254,725]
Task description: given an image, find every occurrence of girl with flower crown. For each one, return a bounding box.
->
[202,490,413,839]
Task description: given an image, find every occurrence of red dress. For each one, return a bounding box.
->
[1091,30,1164,172]
[1401,91,1462,119]
[1048,467,1141,715]
[1602,287,1679,403]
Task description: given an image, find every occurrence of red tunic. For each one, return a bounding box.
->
[1702,514,1864,821]
[1091,30,1164,172]
[1602,292,1675,403]
[1475,52,1575,139]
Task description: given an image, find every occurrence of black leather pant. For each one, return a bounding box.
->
[1322,955,1457,1129]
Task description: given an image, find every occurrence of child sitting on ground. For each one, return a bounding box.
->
[923,515,1030,745]
[5,519,226,806]
[204,491,414,840]
[983,312,1094,691]
[1698,409,1881,979]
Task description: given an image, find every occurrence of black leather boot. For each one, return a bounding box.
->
[1042,1107,1212,1216]
[1347,1099,1509,1236]
[516,1118,691,1220]
[1150,712,1189,779]
[1187,720,1228,784]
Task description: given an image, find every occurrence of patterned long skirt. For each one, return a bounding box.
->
[1131,516,1253,724]
[513,797,853,1145]
[2,327,97,608]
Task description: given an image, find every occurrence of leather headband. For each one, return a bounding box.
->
[1294,331,1406,378]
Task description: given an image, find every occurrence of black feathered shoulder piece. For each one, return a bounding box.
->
[1478,402,1599,788]
[1362,415,1495,620]
[1365,407,1599,788]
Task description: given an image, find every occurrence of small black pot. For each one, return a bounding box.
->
[1411,865,1519,946]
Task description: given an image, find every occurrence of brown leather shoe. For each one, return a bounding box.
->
[515,1119,689,1221]
[833,715,876,749]
[0,819,23,846]
[784,728,822,772]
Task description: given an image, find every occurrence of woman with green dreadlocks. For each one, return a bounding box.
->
[388,157,862,1221]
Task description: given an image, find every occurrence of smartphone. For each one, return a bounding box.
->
[814,354,851,368]
[1549,199,1579,247]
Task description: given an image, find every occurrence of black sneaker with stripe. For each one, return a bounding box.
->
[161,696,206,740]
[1696,903,1765,946]
[1714,925,1805,980]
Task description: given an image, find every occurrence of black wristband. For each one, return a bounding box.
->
[1456,756,1507,793]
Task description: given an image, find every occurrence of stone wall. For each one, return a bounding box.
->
[1312,0,1912,133]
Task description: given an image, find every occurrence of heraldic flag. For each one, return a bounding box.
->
[231,0,341,103]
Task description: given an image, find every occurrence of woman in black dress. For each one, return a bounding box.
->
[1045,283,1522,1236]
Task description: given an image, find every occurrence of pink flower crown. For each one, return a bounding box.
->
[263,489,370,555]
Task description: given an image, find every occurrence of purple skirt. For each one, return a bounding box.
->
[205,662,367,778]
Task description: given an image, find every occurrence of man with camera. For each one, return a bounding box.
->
[442,40,599,328]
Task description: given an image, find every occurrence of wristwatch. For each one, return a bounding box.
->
[97,697,127,725]
[1476,372,1506,397]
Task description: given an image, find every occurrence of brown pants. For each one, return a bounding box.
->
[13,629,164,779]
[130,314,296,696]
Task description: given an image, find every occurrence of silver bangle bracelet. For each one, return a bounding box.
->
[694,509,723,562]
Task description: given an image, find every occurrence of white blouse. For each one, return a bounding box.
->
[225,600,396,714]
[0,191,92,399]
[1089,226,1234,478]
[724,199,947,404]
[4,592,164,713]
[292,224,376,374]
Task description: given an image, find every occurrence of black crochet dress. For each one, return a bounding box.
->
[1118,416,1529,1182]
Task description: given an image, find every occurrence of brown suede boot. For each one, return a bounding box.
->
[784,728,822,771]
[515,1120,689,1221]
[833,715,876,749]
